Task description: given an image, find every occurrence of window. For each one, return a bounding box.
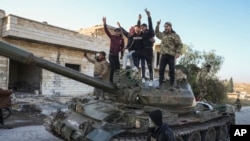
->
[65,63,80,72]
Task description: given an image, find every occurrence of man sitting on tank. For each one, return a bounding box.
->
[147,110,176,141]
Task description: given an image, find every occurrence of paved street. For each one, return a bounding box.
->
[0,125,63,141]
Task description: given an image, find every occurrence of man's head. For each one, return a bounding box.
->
[96,51,106,61]
[134,25,141,34]
[129,26,135,35]
[206,64,211,72]
[114,28,122,36]
[149,110,163,127]
[141,23,147,32]
[164,22,172,33]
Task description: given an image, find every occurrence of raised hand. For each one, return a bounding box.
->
[138,14,142,20]
[157,19,161,26]
[102,17,106,24]
[145,8,150,17]
[117,22,121,27]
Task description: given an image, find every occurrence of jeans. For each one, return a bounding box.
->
[159,54,175,86]
[122,50,135,69]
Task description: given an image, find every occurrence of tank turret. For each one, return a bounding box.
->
[0,40,235,141]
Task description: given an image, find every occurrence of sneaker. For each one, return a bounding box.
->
[156,85,162,89]
[169,86,174,91]
[132,67,138,72]
[148,80,153,86]
[142,78,146,83]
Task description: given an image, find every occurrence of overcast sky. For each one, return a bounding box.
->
[1,0,250,83]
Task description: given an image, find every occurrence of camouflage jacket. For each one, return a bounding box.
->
[85,55,109,76]
[196,69,209,85]
[155,25,183,56]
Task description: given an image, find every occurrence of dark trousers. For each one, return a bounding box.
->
[159,54,175,86]
[133,50,146,77]
[0,108,3,125]
[133,48,154,80]
[144,48,153,80]
[109,54,120,83]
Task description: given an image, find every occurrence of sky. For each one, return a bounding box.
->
[1,0,250,83]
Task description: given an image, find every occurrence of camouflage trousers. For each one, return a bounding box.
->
[197,84,207,101]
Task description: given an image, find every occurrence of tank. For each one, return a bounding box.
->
[0,40,235,141]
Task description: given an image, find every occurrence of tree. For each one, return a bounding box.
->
[177,44,227,102]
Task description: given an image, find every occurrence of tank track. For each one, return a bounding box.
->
[111,115,234,141]
[45,114,234,141]
[172,115,234,138]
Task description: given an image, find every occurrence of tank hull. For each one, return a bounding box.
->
[45,99,235,141]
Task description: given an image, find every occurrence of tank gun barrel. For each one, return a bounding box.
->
[0,40,115,92]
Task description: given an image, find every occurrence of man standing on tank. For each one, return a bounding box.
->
[84,51,109,100]
[155,20,183,89]
[139,8,155,86]
[103,17,124,83]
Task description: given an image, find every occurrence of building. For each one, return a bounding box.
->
[0,9,168,96]
[0,9,117,96]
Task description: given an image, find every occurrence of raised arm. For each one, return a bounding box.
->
[117,22,129,38]
[84,52,95,64]
[155,20,163,39]
[120,39,125,58]
[103,17,112,38]
[145,8,154,37]
[137,14,141,26]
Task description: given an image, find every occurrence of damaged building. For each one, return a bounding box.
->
[0,9,162,96]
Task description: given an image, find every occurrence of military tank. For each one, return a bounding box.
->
[0,40,235,141]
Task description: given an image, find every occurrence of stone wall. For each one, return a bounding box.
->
[3,39,97,96]
[0,10,111,96]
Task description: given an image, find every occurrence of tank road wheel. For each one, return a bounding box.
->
[183,131,201,141]
[2,107,11,119]
[216,124,230,141]
[201,128,216,141]
[176,136,184,141]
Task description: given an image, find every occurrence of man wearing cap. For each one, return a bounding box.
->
[103,17,124,83]
[148,110,176,141]
[155,20,183,90]
[196,64,211,100]
[84,51,109,100]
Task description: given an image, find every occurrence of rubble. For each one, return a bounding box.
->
[3,92,74,128]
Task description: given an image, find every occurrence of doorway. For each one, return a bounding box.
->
[8,60,42,93]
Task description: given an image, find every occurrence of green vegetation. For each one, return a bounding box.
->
[178,44,228,103]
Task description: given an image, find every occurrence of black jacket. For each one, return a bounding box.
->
[138,17,155,48]
[148,123,176,141]
[120,27,135,52]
